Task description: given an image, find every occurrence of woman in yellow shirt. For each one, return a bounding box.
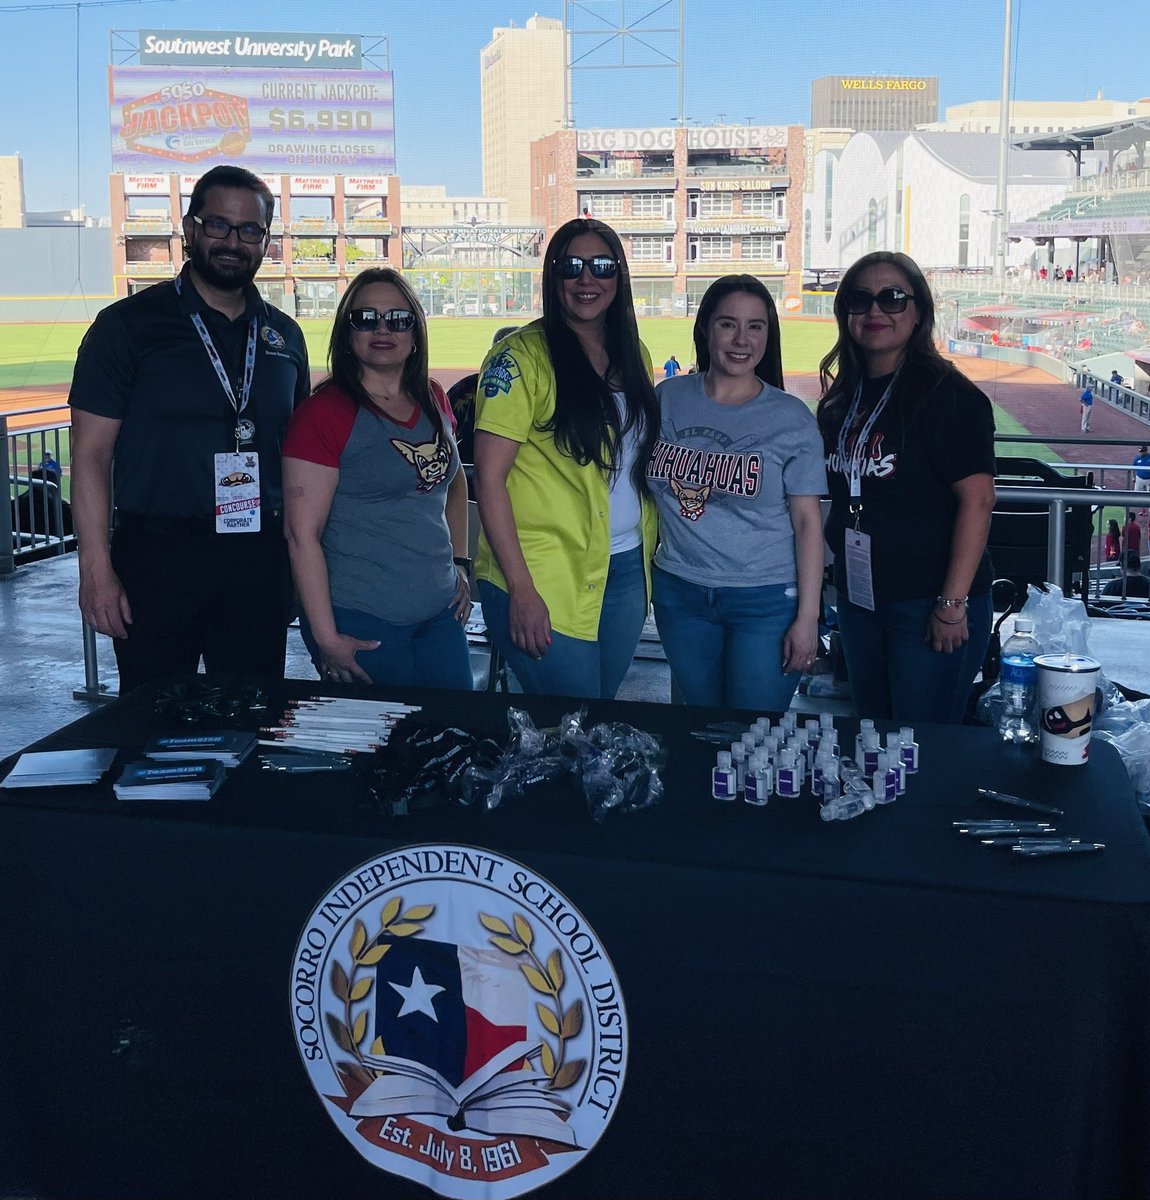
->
[473,218,658,698]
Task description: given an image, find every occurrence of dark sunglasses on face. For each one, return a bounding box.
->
[347,307,417,333]
[555,255,619,280]
[192,214,268,244]
[843,286,912,315]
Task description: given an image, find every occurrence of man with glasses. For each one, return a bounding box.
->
[69,164,310,691]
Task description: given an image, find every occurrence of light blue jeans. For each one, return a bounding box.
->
[652,565,802,712]
[479,546,648,699]
[301,603,473,690]
[835,590,992,724]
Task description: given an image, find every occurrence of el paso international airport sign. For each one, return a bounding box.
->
[109,64,395,173]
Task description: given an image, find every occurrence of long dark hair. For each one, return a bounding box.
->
[816,251,950,440]
[540,218,658,495]
[692,275,784,389]
[322,268,445,438]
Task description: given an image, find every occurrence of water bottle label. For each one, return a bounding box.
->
[1001,658,1036,686]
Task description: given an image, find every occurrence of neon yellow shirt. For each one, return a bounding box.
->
[474,321,658,641]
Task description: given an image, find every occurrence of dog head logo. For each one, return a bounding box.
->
[670,476,711,521]
[392,434,451,491]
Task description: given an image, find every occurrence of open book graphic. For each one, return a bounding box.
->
[349,1041,578,1146]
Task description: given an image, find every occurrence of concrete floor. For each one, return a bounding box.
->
[4,552,1150,761]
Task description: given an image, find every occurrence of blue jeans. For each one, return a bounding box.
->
[479,546,648,699]
[652,566,801,712]
[301,603,473,690]
[835,591,992,724]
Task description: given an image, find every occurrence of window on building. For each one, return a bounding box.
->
[742,235,773,259]
[125,195,171,220]
[958,193,970,268]
[698,192,734,217]
[742,191,773,215]
[824,159,834,242]
[630,192,673,218]
[688,235,732,261]
[629,236,673,262]
[803,210,812,267]
[579,192,624,217]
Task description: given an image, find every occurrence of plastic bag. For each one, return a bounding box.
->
[977,584,1123,727]
[1092,717,1150,815]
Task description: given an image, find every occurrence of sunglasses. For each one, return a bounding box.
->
[1041,704,1093,737]
[347,307,417,333]
[843,286,912,315]
[555,255,619,280]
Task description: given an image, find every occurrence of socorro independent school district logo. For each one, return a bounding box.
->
[291,844,628,1199]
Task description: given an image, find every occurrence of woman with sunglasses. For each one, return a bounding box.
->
[817,251,996,724]
[282,268,473,688]
[647,275,827,711]
[472,218,659,698]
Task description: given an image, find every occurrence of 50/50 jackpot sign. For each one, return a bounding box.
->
[109,65,395,172]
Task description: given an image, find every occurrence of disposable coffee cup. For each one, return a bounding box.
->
[1035,654,1100,766]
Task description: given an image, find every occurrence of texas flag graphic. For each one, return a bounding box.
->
[371,937,528,1088]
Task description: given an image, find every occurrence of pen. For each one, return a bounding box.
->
[980,836,1074,847]
[977,787,1064,816]
[1012,842,1105,857]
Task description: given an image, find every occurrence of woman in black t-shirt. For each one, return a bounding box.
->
[817,252,996,724]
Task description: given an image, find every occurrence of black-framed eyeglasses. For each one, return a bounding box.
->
[192,214,268,245]
[555,255,619,280]
[347,307,417,333]
[843,286,912,315]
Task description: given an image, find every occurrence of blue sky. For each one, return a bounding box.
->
[1,0,1147,214]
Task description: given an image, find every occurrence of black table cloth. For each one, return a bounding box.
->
[2,681,1148,1200]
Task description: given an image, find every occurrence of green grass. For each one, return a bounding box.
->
[0,315,837,388]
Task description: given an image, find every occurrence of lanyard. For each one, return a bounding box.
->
[837,368,901,520]
[174,275,258,443]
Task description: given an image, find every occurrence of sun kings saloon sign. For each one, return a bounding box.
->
[291,845,628,1198]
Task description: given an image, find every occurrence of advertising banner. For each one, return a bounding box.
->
[138,29,362,70]
[109,65,395,173]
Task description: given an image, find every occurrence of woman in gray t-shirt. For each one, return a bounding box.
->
[647,276,827,710]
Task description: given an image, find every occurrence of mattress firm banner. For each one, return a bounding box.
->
[138,30,362,69]
[109,66,394,172]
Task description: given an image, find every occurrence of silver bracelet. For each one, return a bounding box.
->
[934,596,968,609]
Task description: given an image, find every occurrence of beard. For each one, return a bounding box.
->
[189,236,262,291]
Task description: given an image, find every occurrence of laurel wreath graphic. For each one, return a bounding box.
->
[327,894,434,1093]
[479,911,587,1092]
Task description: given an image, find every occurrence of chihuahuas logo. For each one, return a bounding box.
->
[291,846,627,1199]
[669,476,712,520]
[392,433,452,491]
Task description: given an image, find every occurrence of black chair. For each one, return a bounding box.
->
[987,457,1097,598]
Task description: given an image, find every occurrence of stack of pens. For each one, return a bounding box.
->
[259,697,423,756]
[955,788,1104,856]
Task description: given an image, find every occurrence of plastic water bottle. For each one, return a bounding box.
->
[998,618,1043,745]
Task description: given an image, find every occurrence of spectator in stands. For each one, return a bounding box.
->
[1103,549,1149,598]
[282,268,473,689]
[1111,370,1124,388]
[11,467,73,540]
[1134,444,1150,494]
[39,453,61,485]
[1065,267,1074,284]
[1038,266,1048,282]
[1124,512,1142,556]
[817,250,996,725]
[1105,519,1122,561]
[472,217,659,699]
[1054,267,1065,282]
[1079,384,1094,432]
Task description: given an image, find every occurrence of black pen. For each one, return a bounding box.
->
[978,787,1064,816]
[1012,842,1105,857]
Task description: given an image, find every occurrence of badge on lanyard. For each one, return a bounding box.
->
[214,452,261,534]
[844,528,875,611]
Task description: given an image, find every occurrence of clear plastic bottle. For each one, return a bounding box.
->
[871,750,899,804]
[712,751,737,800]
[898,726,919,774]
[744,752,771,807]
[885,731,907,795]
[998,618,1043,745]
[775,748,801,798]
[730,742,748,793]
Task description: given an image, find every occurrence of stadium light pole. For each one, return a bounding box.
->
[993,0,1013,288]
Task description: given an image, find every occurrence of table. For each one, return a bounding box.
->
[2,682,1149,1200]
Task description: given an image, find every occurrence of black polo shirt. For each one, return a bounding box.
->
[69,265,310,519]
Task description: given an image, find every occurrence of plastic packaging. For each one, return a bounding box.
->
[1092,700,1150,814]
[998,617,1042,744]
